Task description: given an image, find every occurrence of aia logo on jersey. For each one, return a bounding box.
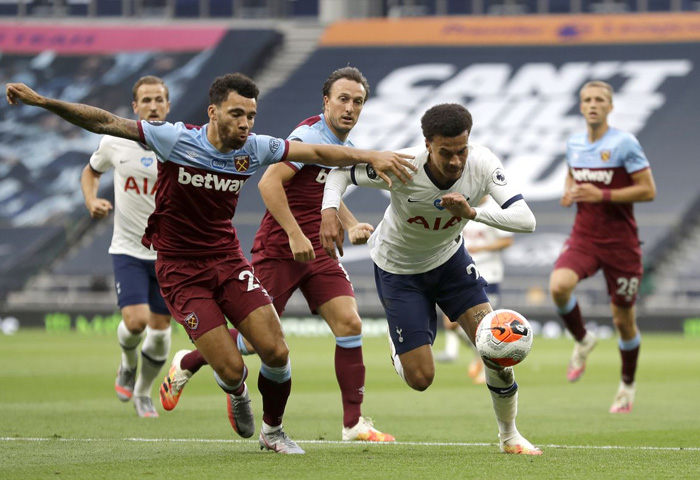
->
[211,159,227,170]
[184,312,199,330]
[600,150,611,162]
[235,155,250,172]
[141,157,153,168]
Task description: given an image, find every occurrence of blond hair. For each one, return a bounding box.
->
[580,80,613,103]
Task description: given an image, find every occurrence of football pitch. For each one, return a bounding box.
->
[2,329,699,479]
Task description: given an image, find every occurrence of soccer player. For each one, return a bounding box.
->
[5,74,414,455]
[436,196,514,385]
[158,67,394,442]
[320,103,541,455]
[80,76,172,418]
[549,80,656,413]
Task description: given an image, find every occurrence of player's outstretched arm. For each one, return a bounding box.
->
[286,142,416,188]
[258,162,315,263]
[6,83,140,141]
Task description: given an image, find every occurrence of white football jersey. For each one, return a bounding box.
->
[89,136,159,260]
[323,144,534,275]
[462,197,513,284]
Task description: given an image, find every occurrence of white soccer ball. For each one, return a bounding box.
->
[475,309,534,367]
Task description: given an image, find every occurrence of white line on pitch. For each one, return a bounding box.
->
[1,437,698,451]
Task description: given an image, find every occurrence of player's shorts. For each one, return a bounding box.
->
[156,253,273,340]
[484,283,501,309]
[111,254,169,315]
[375,245,489,355]
[554,235,643,307]
[252,252,355,316]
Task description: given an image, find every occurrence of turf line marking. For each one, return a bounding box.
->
[1,437,698,451]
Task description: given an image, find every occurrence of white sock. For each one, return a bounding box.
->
[444,330,460,357]
[262,421,282,434]
[133,326,171,397]
[117,320,144,370]
[485,366,518,435]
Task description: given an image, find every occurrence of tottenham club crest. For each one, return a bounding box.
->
[492,168,507,186]
[234,155,250,172]
[184,312,199,330]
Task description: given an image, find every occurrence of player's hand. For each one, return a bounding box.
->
[440,192,476,219]
[348,222,374,245]
[560,189,574,207]
[288,231,315,263]
[368,151,416,188]
[570,183,603,203]
[86,198,113,219]
[6,83,44,106]
[320,208,344,260]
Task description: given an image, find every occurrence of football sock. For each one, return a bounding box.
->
[229,328,253,355]
[214,365,247,396]
[558,296,587,342]
[134,326,170,397]
[619,332,641,385]
[335,335,365,428]
[117,320,144,370]
[259,360,292,427]
[443,330,460,357]
[485,366,519,435]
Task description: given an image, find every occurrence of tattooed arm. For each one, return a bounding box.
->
[6,83,139,141]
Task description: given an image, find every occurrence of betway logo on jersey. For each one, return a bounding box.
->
[178,167,246,192]
[572,168,614,185]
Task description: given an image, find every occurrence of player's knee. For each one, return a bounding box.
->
[405,369,434,392]
[258,342,289,368]
[122,313,148,333]
[335,315,362,337]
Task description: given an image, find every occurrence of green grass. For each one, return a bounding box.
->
[1,330,700,479]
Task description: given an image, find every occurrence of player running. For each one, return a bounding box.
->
[549,80,656,413]
[321,103,541,455]
[80,76,172,418]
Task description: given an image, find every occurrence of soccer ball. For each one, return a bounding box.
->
[475,309,533,367]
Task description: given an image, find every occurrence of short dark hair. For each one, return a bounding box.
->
[208,73,259,106]
[322,66,370,107]
[132,75,168,101]
[420,104,473,140]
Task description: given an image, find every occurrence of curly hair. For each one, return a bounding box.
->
[420,104,473,140]
[208,73,259,106]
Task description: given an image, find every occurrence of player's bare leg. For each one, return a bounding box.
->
[238,305,304,454]
[458,304,541,455]
[550,268,597,381]
[609,304,639,413]
[193,325,255,438]
[318,295,394,442]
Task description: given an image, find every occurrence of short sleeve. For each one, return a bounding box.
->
[622,134,650,174]
[89,136,114,173]
[139,121,181,162]
[250,134,290,166]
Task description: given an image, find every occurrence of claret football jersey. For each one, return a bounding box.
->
[252,114,351,259]
[566,127,650,245]
[138,121,289,256]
